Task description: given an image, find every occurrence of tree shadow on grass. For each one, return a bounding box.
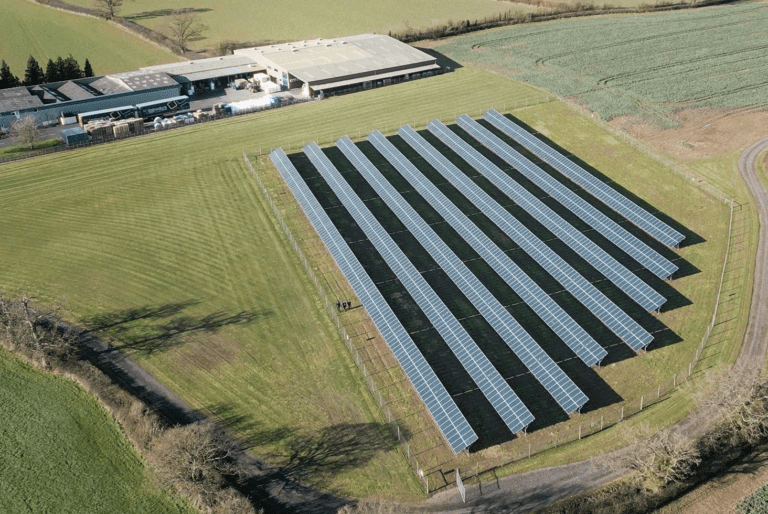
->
[125,8,213,21]
[80,301,273,356]
[208,403,404,511]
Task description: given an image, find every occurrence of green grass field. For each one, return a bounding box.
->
[59,0,535,51]
[0,0,179,78]
[0,63,734,496]
[437,2,768,121]
[0,348,188,514]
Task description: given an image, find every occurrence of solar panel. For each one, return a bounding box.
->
[427,120,653,352]
[344,134,588,414]
[303,142,536,432]
[472,113,678,280]
[395,126,607,367]
[449,117,665,313]
[485,110,685,248]
[269,148,478,453]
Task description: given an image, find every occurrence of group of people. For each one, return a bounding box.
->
[336,300,353,312]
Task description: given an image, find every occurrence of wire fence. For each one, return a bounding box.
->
[0,96,316,166]
[243,152,432,493]
[449,196,737,495]
[247,137,737,496]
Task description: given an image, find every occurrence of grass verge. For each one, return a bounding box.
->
[0,347,188,514]
[1,0,179,77]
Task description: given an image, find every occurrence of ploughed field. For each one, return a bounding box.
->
[0,66,730,496]
[438,2,768,121]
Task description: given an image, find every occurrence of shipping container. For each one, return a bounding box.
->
[135,96,190,120]
[77,105,136,126]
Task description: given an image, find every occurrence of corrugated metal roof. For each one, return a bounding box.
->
[89,76,131,95]
[235,34,436,84]
[312,64,441,90]
[57,81,94,101]
[0,87,44,112]
[110,71,178,91]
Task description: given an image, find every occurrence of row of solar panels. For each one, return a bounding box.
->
[269,113,681,453]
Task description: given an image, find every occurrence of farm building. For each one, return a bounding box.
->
[0,72,181,129]
[234,34,441,95]
[137,55,265,96]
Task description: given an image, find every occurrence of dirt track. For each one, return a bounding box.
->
[76,139,768,513]
[734,138,768,372]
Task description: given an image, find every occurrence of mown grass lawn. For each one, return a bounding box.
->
[0,348,190,514]
[0,65,733,496]
[0,0,179,78]
[60,0,536,51]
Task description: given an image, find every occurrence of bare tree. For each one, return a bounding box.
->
[597,423,700,491]
[93,0,132,19]
[151,423,242,508]
[167,11,208,54]
[697,367,768,446]
[0,294,76,366]
[9,115,40,150]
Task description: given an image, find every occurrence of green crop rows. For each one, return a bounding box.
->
[438,2,768,121]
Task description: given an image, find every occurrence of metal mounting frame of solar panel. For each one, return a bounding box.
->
[269,148,478,454]
[448,117,665,314]
[394,126,607,367]
[474,113,678,280]
[341,134,588,414]
[303,142,537,431]
[485,109,685,248]
[427,120,653,352]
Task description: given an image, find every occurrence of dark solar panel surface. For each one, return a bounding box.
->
[269,148,478,453]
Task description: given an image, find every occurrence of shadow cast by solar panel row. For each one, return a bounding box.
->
[270,113,698,459]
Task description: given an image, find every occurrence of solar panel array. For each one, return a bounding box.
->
[459,114,678,281]
[269,148,478,453]
[395,126,607,367]
[303,142,537,432]
[343,134,587,414]
[269,114,678,451]
[427,120,653,352]
[484,109,685,248]
[452,116,665,313]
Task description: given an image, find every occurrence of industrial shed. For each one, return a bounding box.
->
[138,55,265,96]
[234,34,441,95]
[0,73,181,129]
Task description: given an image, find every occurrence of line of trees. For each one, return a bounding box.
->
[0,55,94,89]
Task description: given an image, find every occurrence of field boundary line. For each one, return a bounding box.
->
[557,97,731,203]
[243,152,432,493]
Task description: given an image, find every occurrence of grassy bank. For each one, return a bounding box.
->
[0,348,188,514]
[0,0,179,77]
[0,65,733,495]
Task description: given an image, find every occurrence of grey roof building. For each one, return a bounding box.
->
[139,55,264,86]
[234,34,440,93]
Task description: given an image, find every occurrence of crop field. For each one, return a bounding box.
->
[437,2,768,122]
[59,0,535,51]
[0,64,736,497]
[0,0,179,77]
[0,348,187,514]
